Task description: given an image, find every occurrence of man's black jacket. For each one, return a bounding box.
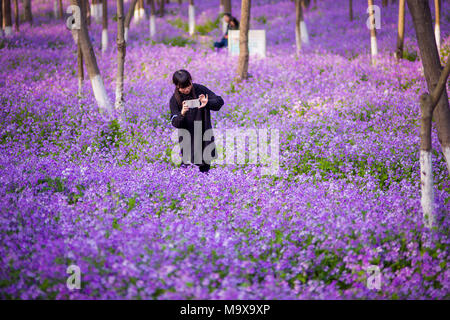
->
[169,83,224,165]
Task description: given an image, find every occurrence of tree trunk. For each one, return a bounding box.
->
[77,33,84,97]
[223,0,231,13]
[149,0,156,39]
[223,0,231,33]
[0,0,3,36]
[53,0,58,18]
[407,0,450,171]
[102,0,108,53]
[159,0,164,17]
[418,57,450,228]
[23,0,32,25]
[134,0,145,23]
[91,0,97,22]
[395,0,405,59]
[116,0,126,109]
[434,0,440,53]
[349,0,353,21]
[124,0,138,42]
[303,0,310,9]
[220,0,224,33]
[295,0,302,55]
[299,0,308,44]
[139,0,146,21]
[86,0,91,26]
[3,0,12,36]
[188,0,195,36]
[93,0,103,24]
[368,0,378,64]
[237,0,250,81]
[13,0,18,31]
[71,0,112,114]
[407,0,450,227]
[59,0,64,20]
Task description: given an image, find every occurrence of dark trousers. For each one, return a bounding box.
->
[198,164,210,173]
[180,163,210,173]
[214,37,228,49]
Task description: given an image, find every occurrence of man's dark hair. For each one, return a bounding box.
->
[172,69,197,106]
[173,69,192,89]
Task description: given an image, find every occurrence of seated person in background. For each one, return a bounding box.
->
[214,13,240,49]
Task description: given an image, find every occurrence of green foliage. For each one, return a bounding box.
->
[47,40,65,49]
[255,15,268,24]
[37,176,66,193]
[290,143,416,191]
[112,218,121,231]
[161,36,195,47]
[167,18,189,33]
[127,195,137,213]
[98,119,126,150]
[68,184,86,205]
[402,48,418,62]
[195,16,221,35]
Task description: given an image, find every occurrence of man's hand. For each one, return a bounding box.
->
[181,101,189,116]
[199,94,208,108]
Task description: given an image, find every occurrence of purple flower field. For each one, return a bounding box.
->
[0,0,449,299]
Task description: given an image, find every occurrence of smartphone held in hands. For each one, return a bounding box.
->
[185,99,201,109]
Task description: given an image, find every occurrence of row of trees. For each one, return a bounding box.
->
[1,0,32,35]
[0,0,192,36]
[1,1,236,49]
[69,0,205,114]
[354,0,448,227]
[241,0,450,228]
[350,0,442,64]
[408,0,449,228]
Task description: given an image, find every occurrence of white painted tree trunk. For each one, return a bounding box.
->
[124,27,129,42]
[4,26,13,36]
[222,22,227,34]
[300,20,309,44]
[134,6,146,23]
[370,35,378,58]
[149,14,156,39]
[97,3,103,22]
[115,88,123,109]
[101,29,108,53]
[220,4,227,34]
[90,4,96,20]
[443,146,450,175]
[71,29,78,45]
[134,6,139,22]
[295,25,301,54]
[420,150,435,228]
[78,78,83,97]
[53,0,59,18]
[188,4,195,36]
[434,24,440,53]
[91,3,102,23]
[91,74,113,114]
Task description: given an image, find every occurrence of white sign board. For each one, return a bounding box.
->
[228,30,266,58]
